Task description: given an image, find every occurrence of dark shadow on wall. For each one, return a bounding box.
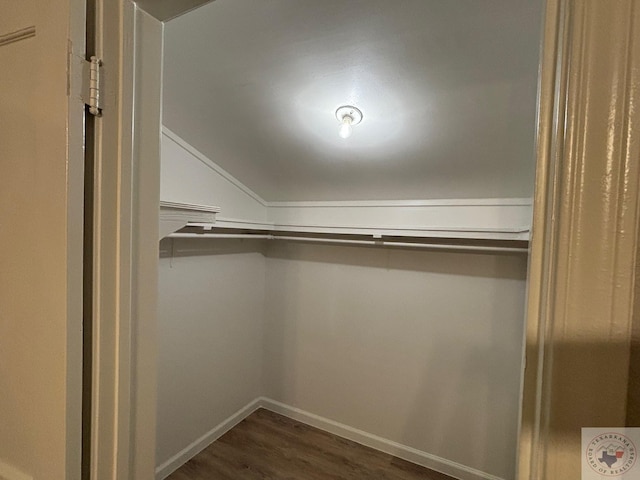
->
[519,338,639,478]
[264,240,528,279]
[159,237,268,258]
[628,270,640,426]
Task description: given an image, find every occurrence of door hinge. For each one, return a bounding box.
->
[81,56,103,116]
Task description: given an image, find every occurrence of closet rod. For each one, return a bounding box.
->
[168,233,528,253]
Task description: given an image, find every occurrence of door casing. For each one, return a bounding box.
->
[86,2,162,478]
[518,0,640,478]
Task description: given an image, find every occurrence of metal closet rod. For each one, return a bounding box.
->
[167,233,528,253]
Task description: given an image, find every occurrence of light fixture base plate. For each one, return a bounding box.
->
[335,105,363,125]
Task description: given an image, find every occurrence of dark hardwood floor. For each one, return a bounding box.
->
[168,408,456,480]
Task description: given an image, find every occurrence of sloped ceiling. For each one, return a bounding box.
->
[136,0,214,22]
[163,0,543,201]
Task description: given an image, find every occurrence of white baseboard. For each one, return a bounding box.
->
[156,396,505,480]
[155,397,262,479]
[259,397,505,480]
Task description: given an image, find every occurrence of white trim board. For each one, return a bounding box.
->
[155,398,263,479]
[156,397,506,480]
[268,198,532,208]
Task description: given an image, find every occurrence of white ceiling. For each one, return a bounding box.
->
[163,0,543,202]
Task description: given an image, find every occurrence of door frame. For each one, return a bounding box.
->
[90,0,640,478]
[518,0,640,478]
[86,1,162,478]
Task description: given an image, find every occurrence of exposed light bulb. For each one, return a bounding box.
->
[335,106,362,139]
[339,115,353,139]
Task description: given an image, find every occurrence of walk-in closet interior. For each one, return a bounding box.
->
[155,1,543,479]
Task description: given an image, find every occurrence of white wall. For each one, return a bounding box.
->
[156,238,266,468]
[263,242,527,480]
[156,238,527,480]
[161,129,268,223]
[158,131,529,480]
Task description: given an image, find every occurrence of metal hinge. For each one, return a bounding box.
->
[81,56,103,116]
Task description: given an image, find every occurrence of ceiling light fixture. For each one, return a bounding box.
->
[335,105,363,139]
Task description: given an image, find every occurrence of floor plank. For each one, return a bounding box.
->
[167,409,456,480]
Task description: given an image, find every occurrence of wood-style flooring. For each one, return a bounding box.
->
[168,408,456,480]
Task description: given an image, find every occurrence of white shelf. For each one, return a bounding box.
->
[186,221,530,242]
[170,224,529,253]
[160,202,530,251]
[159,201,221,239]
